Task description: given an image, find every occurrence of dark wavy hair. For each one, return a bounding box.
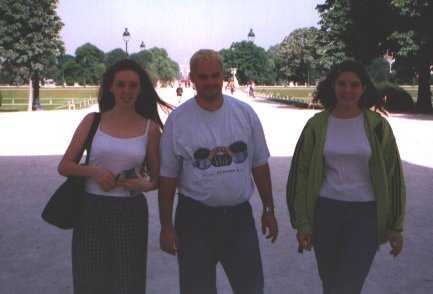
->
[315,59,381,109]
[98,59,172,128]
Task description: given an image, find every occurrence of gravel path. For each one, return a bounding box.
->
[1,87,432,293]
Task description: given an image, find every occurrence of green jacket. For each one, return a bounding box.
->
[286,109,405,244]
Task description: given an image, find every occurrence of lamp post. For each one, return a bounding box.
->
[122,28,131,54]
[300,37,309,86]
[140,41,145,50]
[247,28,255,43]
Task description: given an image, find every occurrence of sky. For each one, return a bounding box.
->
[57,0,323,66]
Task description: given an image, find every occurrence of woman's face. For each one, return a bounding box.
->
[110,70,141,107]
[334,71,366,109]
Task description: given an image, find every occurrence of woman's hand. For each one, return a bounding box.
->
[386,231,403,257]
[297,232,313,253]
[91,166,116,192]
[116,175,156,192]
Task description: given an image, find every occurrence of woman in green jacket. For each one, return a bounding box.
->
[287,60,405,294]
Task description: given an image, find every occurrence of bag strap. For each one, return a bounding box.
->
[74,112,101,164]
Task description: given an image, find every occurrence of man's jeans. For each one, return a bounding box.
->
[175,195,264,294]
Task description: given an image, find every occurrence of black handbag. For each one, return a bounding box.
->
[41,113,101,229]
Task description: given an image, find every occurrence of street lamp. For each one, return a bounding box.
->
[247,28,255,42]
[122,28,131,54]
[140,41,145,50]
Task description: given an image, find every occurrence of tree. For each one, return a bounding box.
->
[105,48,128,68]
[219,41,275,85]
[130,49,159,82]
[367,57,392,83]
[274,27,322,85]
[316,0,393,66]
[148,48,179,83]
[75,43,105,85]
[0,0,64,110]
[388,0,433,112]
[267,44,284,84]
[316,0,433,112]
[62,59,82,86]
[130,47,179,84]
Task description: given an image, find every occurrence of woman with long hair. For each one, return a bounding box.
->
[58,59,171,293]
[287,60,405,294]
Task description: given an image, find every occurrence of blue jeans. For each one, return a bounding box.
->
[175,195,264,294]
[313,197,378,294]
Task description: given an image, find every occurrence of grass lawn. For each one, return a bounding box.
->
[255,86,432,103]
[0,87,98,111]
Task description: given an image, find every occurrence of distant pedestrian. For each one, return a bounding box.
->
[58,59,171,294]
[248,80,255,98]
[176,85,183,103]
[230,80,236,95]
[287,60,405,294]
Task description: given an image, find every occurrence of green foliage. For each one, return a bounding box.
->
[75,43,105,85]
[62,59,82,86]
[316,0,433,112]
[316,1,351,69]
[274,27,322,85]
[0,0,64,108]
[376,81,414,112]
[130,47,179,83]
[388,0,433,112]
[0,0,64,81]
[392,56,417,85]
[219,41,275,85]
[316,0,393,65]
[104,48,128,68]
[367,58,391,83]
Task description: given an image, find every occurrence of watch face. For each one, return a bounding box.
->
[264,207,274,214]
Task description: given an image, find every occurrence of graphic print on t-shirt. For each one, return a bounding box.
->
[193,140,248,170]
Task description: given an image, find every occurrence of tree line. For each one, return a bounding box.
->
[0,42,180,87]
[219,1,432,112]
[54,44,179,86]
[1,0,432,112]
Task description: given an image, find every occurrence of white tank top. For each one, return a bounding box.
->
[85,120,150,197]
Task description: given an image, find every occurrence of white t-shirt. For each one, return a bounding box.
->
[160,95,270,206]
[319,113,375,202]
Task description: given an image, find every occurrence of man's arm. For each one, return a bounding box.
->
[252,163,278,242]
[252,163,274,210]
[158,114,181,255]
[158,176,177,228]
[158,176,178,255]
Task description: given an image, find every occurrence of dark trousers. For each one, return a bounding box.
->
[313,197,378,294]
[175,195,264,294]
[72,193,148,294]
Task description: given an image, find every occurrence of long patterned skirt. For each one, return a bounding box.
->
[72,193,148,294]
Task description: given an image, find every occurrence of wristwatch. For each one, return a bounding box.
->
[263,206,274,215]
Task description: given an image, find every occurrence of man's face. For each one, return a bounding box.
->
[190,58,224,101]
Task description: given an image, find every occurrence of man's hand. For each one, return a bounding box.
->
[160,226,178,255]
[297,232,313,253]
[387,231,403,257]
[261,213,278,243]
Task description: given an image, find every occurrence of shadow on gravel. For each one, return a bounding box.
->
[1,156,432,294]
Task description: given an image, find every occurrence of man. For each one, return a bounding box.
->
[159,49,278,294]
